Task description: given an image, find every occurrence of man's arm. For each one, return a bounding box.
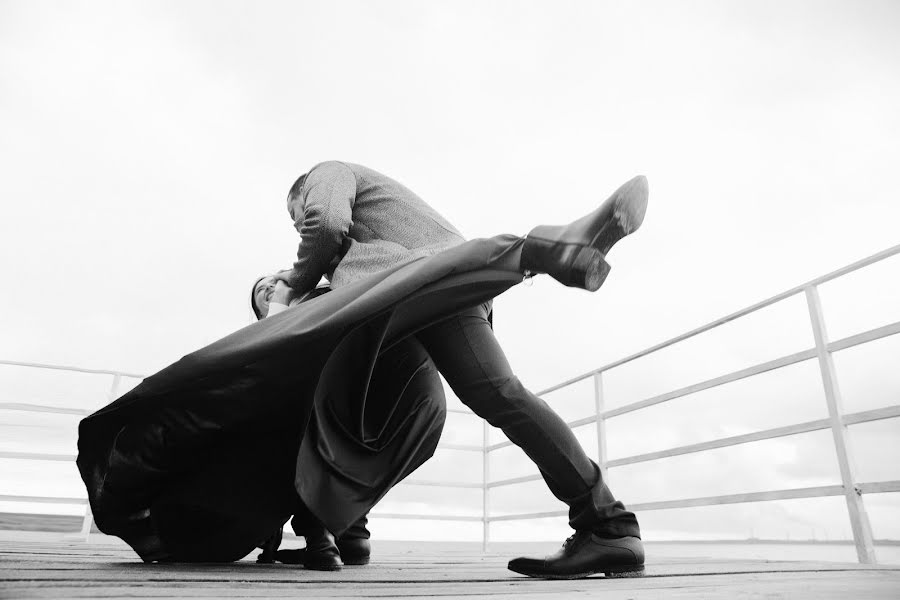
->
[278,161,356,294]
[263,279,295,317]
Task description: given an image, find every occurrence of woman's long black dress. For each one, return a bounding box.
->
[77,237,522,562]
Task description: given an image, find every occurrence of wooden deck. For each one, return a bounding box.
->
[2,533,899,599]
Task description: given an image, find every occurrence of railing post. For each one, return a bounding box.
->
[78,373,123,542]
[482,420,490,553]
[593,372,609,483]
[805,286,876,564]
[78,504,94,539]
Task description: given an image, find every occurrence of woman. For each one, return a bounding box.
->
[249,276,410,569]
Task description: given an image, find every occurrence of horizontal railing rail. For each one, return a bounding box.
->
[487,479,900,520]
[0,494,88,505]
[0,359,144,379]
[485,401,900,476]
[0,403,92,416]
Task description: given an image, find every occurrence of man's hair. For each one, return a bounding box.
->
[286,173,307,205]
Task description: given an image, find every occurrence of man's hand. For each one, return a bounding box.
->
[272,280,294,305]
[273,269,294,286]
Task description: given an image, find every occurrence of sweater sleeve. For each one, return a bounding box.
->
[284,161,356,293]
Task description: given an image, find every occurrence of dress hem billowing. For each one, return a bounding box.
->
[77,236,523,562]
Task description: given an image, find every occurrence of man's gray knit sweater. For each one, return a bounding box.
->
[285,161,466,293]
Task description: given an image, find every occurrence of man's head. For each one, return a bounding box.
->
[286,173,307,223]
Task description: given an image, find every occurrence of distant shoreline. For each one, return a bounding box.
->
[649,539,900,547]
[1,513,897,544]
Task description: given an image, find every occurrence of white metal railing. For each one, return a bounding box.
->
[479,243,900,564]
[1,244,898,564]
[0,363,136,538]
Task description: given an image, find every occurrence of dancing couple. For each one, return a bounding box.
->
[78,161,649,580]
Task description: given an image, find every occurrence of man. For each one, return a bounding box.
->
[275,161,648,579]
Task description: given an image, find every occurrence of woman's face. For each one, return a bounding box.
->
[253,275,276,318]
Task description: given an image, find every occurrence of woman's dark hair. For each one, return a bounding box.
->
[249,275,268,320]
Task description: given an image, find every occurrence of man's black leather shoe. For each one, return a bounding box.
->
[507,531,645,579]
[303,528,343,571]
[520,175,649,291]
[336,537,371,565]
[274,529,343,570]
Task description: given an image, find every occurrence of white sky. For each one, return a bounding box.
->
[1,0,899,547]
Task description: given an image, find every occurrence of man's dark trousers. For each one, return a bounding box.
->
[415,300,640,538]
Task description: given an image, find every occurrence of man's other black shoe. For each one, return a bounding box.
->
[507,531,645,579]
[300,529,343,571]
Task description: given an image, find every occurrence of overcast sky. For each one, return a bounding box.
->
[1,0,899,548]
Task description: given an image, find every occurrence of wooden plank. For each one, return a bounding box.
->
[3,537,898,600]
